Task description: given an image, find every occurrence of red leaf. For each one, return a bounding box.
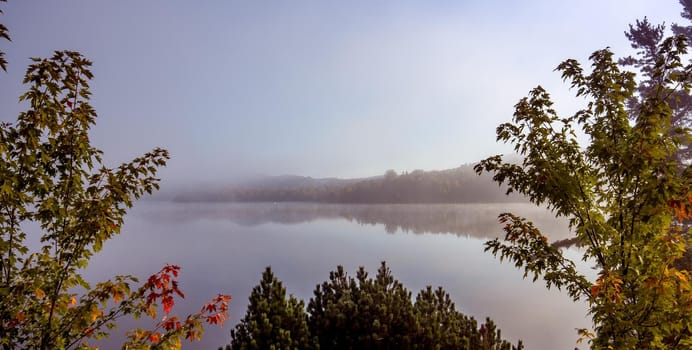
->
[162,295,174,314]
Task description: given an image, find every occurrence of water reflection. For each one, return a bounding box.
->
[86,201,588,350]
[142,201,572,241]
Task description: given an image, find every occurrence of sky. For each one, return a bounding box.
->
[0,1,686,186]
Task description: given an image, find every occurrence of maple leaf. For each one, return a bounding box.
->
[162,295,174,314]
[591,285,600,297]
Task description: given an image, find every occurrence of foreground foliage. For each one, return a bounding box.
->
[223,263,523,350]
[475,2,692,349]
[0,5,229,349]
[229,267,313,350]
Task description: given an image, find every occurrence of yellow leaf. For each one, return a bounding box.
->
[90,307,101,322]
[35,289,45,300]
[147,305,157,319]
[676,271,688,282]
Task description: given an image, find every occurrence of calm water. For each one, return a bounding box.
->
[85,202,594,349]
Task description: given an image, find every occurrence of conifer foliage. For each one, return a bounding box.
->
[228,267,314,350]
[224,263,523,350]
[414,286,510,350]
[307,263,417,349]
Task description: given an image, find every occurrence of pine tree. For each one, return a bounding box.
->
[228,267,314,350]
[620,0,692,164]
[413,286,523,350]
[224,263,522,350]
[307,262,417,350]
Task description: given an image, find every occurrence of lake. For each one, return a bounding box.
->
[85,201,594,349]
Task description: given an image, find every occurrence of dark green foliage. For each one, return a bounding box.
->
[413,286,521,350]
[307,262,417,349]
[224,263,523,350]
[228,267,314,350]
[414,286,464,349]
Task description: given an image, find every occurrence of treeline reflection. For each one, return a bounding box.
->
[142,202,572,241]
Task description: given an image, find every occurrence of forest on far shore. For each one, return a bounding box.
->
[173,164,526,204]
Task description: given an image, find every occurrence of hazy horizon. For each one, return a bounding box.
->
[0,1,684,186]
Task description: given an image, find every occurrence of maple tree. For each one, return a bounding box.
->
[0,4,229,350]
[475,3,692,349]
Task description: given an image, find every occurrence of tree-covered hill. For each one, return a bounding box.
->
[173,164,527,204]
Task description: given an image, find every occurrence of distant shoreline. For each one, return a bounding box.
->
[169,164,528,204]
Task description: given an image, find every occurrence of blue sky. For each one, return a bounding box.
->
[0,1,685,185]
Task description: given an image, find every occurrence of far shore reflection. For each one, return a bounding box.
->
[87,201,587,349]
[143,201,572,241]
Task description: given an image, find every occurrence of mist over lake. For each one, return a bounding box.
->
[85,201,593,349]
[1,1,688,349]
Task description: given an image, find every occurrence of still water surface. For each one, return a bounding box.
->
[86,202,594,349]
